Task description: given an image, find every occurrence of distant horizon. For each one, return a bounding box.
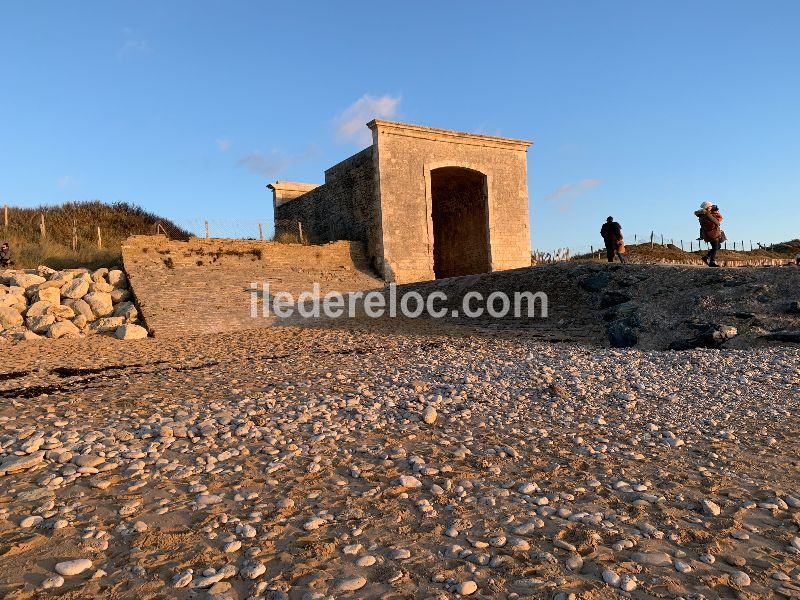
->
[2,1,798,254]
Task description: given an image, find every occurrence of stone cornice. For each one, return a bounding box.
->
[367,119,533,151]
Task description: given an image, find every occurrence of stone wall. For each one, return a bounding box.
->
[274,147,379,260]
[121,235,382,338]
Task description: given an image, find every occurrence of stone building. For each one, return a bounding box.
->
[269,120,532,283]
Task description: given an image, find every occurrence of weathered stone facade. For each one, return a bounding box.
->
[270,120,532,283]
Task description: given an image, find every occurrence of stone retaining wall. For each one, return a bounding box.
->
[121,236,383,338]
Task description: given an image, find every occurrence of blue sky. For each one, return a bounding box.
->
[1,1,798,252]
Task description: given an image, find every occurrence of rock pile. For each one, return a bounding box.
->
[0,266,147,341]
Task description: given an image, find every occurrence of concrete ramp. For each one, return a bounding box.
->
[122,236,383,337]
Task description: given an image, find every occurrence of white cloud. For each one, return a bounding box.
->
[58,176,76,189]
[236,145,319,178]
[334,94,401,146]
[544,178,602,202]
[216,138,232,152]
[120,28,151,57]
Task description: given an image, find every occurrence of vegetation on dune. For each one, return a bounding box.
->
[1,201,190,269]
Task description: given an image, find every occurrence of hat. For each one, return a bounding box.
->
[607,216,613,222]
[700,201,712,209]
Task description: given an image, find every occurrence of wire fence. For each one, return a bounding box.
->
[2,203,792,268]
[533,231,795,264]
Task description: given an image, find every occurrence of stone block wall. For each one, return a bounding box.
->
[274,147,379,259]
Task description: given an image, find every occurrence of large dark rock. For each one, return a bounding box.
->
[607,320,638,348]
[580,273,613,292]
[599,291,631,309]
[761,331,800,343]
[669,324,738,350]
[787,301,800,315]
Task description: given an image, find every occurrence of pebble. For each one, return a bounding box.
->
[39,575,65,589]
[700,499,721,516]
[731,570,751,587]
[334,576,367,592]
[55,558,93,576]
[455,581,478,595]
[20,515,44,528]
[395,475,422,489]
[422,406,437,424]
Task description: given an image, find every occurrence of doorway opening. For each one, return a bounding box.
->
[430,167,490,279]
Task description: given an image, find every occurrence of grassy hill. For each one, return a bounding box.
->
[1,201,189,269]
[572,239,799,263]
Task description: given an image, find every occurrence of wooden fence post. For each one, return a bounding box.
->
[39,213,46,241]
[258,223,263,241]
[650,231,654,248]
[661,234,664,245]
[680,240,683,251]
[3,205,7,228]
[205,220,209,239]
[72,220,77,251]
[97,226,102,249]
[298,222,304,243]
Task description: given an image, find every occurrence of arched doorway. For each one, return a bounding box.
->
[430,167,490,279]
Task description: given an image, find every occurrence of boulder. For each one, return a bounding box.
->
[72,314,88,329]
[761,331,800,343]
[83,292,113,317]
[607,320,638,348]
[10,273,46,289]
[0,307,24,329]
[34,286,61,305]
[48,320,81,339]
[61,277,90,300]
[108,270,127,288]
[670,324,738,350]
[90,316,125,333]
[0,294,26,312]
[115,324,148,340]
[91,268,109,282]
[89,279,113,293]
[111,288,131,303]
[26,300,54,318]
[37,265,57,278]
[63,298,95,321]
[113,301,138,320]
[48,305,75,321]
[26,314,56,334]
[3,328,41,341]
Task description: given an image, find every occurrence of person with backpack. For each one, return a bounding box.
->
[694,201,724,267]
[600,216,626,264]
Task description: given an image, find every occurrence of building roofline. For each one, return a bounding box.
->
[367,119,533,151]
[267,181,321,192]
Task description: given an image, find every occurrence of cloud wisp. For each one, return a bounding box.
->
[544,178,602,202]
[334,94,401,146]
[58,175,77,189]
[120,28,151,57]
[236,146,319,178]
[216,139,232,152]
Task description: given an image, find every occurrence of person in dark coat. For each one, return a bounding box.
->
[600,217,625,264]
[0,242,12,268]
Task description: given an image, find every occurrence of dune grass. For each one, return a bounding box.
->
[1,201,189,269]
